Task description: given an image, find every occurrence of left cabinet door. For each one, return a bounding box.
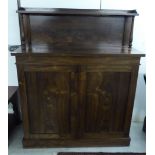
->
[20,65,78,138]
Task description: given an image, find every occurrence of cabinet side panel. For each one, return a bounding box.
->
[124,65,140,135]
[16,64,30,138]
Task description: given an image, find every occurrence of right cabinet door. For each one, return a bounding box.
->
[82,65,133,138]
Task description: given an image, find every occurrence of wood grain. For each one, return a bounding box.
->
[12,8,144,147]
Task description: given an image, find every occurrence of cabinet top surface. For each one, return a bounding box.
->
[11,45,145,57]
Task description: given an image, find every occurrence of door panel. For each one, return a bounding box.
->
[24,64,132,139]
[84,67,131,135]
[24,66,77,137]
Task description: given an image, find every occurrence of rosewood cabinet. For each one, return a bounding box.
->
[11,8,145,147]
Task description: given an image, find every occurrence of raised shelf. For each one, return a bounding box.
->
[17,8,138,16]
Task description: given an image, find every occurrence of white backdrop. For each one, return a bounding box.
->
[8,0,146,122]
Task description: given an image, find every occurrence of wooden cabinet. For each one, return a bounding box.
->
[13,55,142,147]
[12,8,145,147]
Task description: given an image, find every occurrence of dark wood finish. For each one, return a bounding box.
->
[13,55,142,147]
[11,8,145,147]
[23,137,130,148]
[25,66,75,136]
[15,8,138,50]
[17,8,138,16]
[11,46,144,56]
[30,16,125,47]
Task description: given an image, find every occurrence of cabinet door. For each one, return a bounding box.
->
[23,65,78,138]
[80,66,132,138]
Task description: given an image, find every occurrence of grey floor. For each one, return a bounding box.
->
[8,122,146,155]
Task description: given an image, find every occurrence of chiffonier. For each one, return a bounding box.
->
[11,7,145,147]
